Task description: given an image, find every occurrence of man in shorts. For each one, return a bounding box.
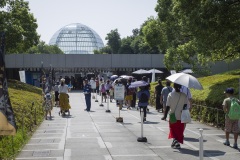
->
[222,88,240,149]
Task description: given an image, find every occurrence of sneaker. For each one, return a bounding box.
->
[233,143,238,149]
[171,139,177,148]
[223,141,230,146]
[172,141,181,149]
[173,144,181,149]
[143,117,146,122]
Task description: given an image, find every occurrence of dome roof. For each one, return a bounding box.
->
[49,23,104,54]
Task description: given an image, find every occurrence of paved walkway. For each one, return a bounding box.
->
[16,91,240,160]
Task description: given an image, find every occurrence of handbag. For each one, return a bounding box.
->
[169,94,181,124]
[181,109,191,123]
[169,112,177,123]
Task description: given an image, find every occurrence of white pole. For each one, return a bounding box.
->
[141,108,143,138]
[199,129,204,160]
[107,95,109,110]
[95,90,98,102]
[99,93,103,106]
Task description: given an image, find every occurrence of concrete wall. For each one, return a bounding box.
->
[5,54,165,69]
[5,54,240,74]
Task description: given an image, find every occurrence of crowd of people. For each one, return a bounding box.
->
[42,75,240,150]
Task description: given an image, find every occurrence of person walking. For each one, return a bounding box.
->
[53,81,60,107]
[137,86,150,122]
[160,80,173,120]
[154,79,164,112]
[222,88,240,149]
[166,83,187,149]
[125,79,133,109]
[58,78,71,116]
[83,79,92,112]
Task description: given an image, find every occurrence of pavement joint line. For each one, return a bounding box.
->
[16,158,63,160]
[156,127,165,132]
[97,137,107,148]
[21,149,64,151]
[26,143,59,145]
[88,111,113,159]
[204,134,225,136]
[104,155,113,160]
[184,141,199,150]
[149,146,171,148]
[62,116,69,158]
[105,142,113,148]
[186,128,201,136]
[111,154,159,157]
[64,149,71,157]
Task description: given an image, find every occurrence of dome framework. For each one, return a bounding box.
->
[49,23,104,54]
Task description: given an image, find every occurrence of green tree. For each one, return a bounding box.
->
[93,46,111,54]
[0,0,39,54]
[26,41,64,54]
[155,0,240,71]
[105,29,121,54]
[118,37,134,54]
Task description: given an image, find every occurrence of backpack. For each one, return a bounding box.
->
[139,92,149,103]
[228,98,240,120]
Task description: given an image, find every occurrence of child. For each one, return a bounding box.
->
[100,83,107,102]
[109,86,114,102]
[44,91,53,120]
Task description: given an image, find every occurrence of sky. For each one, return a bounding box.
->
[27,0,158,45]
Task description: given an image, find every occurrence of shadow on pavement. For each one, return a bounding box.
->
[177,148,226,157]
[184,137,207,142]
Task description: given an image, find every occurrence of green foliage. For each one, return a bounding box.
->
[26,41,64,54]
[0,0,40,54]
[105,29,121,54]
[0,80,43,159]
[118,37,134,54]
[153,0,240,71]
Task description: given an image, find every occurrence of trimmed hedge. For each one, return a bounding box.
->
[0,80,44,159]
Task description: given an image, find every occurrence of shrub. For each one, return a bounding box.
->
[0,80,44,159]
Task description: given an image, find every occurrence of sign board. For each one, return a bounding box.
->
[19,70,26,83]
[90,81,96,89]
[114,85,125,100]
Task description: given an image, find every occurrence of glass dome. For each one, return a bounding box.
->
[49,23,104,54]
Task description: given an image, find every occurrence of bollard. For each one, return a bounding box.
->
[116,101,123,122]
[137,107,147,142]
[199,128,204,160]
[99,94,104,106]
[106,95,111,112]
[95,90,98,102]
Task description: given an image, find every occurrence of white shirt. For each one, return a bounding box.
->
[58,85,68,93]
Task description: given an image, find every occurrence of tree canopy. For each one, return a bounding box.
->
[152,0,240,71]
[0,0,39,54]
[26,41,64,54]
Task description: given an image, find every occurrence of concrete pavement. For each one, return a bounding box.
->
[16,91,240,160]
